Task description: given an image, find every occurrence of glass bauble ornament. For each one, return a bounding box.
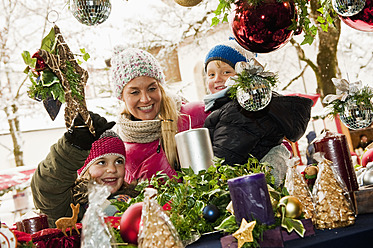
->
[332,0,366,16]
[339,98,373,130]
[70,0,111,26]
[120,202,143,245]
[340,0,373,31]
[363,167,373,185]
[236,79,272,111]
[278,196,303,219]
[230,0,295,53]
[174,0,202,6]
[203,204,220,222]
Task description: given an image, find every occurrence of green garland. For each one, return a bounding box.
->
[112,157,282,246]
[327,86,373,116]
[228,69,278,100]
[211,0,335,45]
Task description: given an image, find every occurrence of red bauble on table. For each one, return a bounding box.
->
[120,202,143,245]
[230,0,296,53]
[340,0,373,31]
[362,148,373,167]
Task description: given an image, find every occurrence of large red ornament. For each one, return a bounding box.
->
[230,0,296,53]
[340,0,373,32]
[120,202,143,245]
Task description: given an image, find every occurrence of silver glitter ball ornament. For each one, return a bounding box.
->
[339,98,373,130]
[236,77,272,111]
[332,0,366,16]
[70,0,111,26]
[363,167,373,186]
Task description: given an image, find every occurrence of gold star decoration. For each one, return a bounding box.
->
[38,25,95,135]
[232,219,256,248]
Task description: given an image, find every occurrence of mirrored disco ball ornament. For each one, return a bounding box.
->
[332,0,366,16]
[70,0,111,26]
[339,98,373,130]
[340,0,373,31]
[236,78,272,111]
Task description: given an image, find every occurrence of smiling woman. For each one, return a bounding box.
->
[111,47,210,184]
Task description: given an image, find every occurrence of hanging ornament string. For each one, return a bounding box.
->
[47,10,59,24]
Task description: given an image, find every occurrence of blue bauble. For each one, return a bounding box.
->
[203,204,220,222]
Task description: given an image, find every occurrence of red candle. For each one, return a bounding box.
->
[313,131,358,192]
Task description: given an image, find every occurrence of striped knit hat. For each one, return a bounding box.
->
[111,47,165,100]
[78,130,126,177]
[204,39,255,71]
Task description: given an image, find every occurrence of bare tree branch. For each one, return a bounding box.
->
[282,64,309,91]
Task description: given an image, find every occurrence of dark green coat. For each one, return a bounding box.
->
[31,136,89,227]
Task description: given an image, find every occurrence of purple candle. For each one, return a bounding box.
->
[228,173,275,225]
[313,131,358,192]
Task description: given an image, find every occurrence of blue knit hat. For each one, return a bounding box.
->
[204,39,255,72]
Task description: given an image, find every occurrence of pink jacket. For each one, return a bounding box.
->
[124,101,210,183]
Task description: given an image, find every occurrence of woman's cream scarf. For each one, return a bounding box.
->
[116,114,161,143]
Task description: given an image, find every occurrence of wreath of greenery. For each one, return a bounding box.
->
[228,69,279,100]
[327,86,373,116]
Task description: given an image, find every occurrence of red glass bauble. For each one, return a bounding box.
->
[230,0,295,53]
[120,202,143,245]
[362,148,373,167]
[340,0,373,32]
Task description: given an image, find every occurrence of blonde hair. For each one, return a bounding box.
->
[120,83,179,169]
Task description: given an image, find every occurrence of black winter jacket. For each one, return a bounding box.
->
[203,92,313,165]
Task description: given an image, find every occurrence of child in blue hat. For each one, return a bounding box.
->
[203,39,313,186]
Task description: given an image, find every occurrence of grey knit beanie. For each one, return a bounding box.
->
[111,47,165,100]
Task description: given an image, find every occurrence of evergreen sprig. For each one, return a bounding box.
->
[112,157,278,245]
[327,86,373,116]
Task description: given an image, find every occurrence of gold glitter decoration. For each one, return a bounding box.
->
[138,188,183,248]
[232,219,256,248]
[312,159,356,229]
[284,163,315,219]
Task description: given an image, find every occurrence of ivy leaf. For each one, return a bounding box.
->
[317,16,325,24]
[211,16,220,26]
[83,52,90,61]
[281,217,306,237]
[40,69,59,87]
[40,27,56,53]
[321,23,328,32]
[216,215,238,233]
[21,51,36,69]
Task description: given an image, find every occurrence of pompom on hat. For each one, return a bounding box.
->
[204,38,255,72]
[111,47,165,100]
[78,130,126,177]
